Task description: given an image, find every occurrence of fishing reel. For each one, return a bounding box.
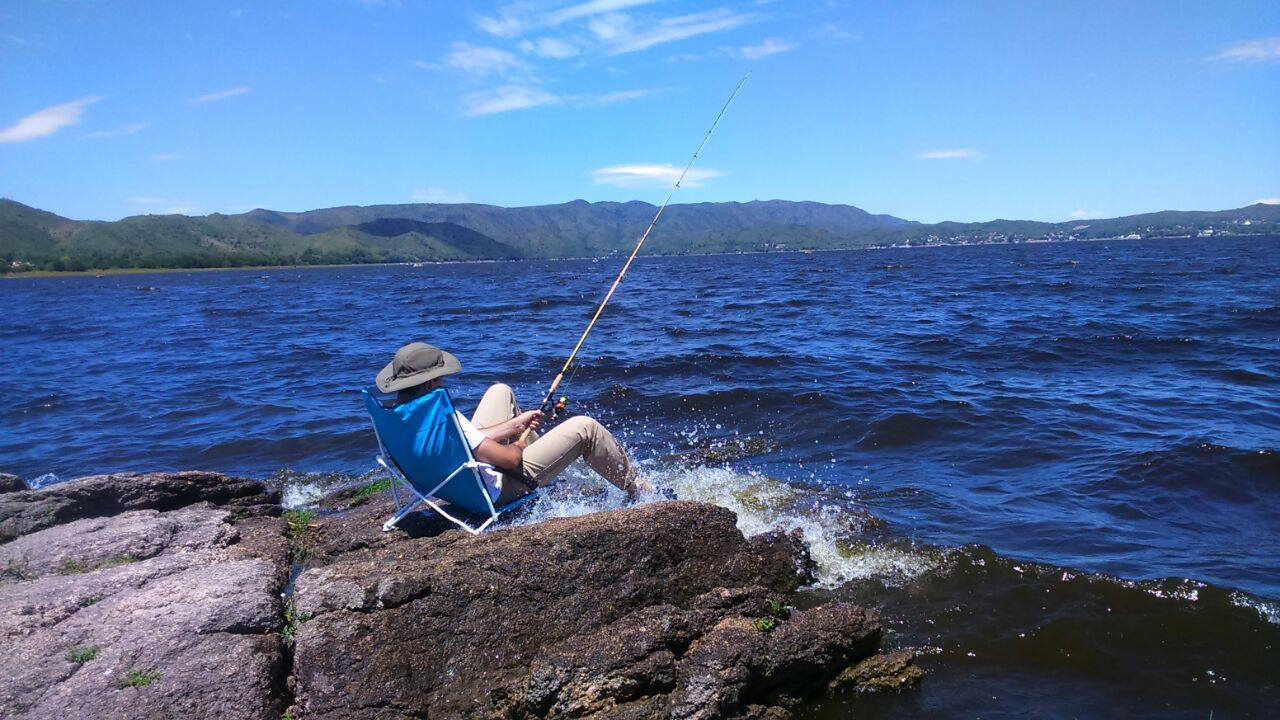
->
[542,395,569,421]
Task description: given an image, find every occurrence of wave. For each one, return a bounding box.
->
[1099,442,1279,496]
[855,410,968,449]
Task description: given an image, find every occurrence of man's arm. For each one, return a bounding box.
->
[472,437,527,472]
[477,410,543,442]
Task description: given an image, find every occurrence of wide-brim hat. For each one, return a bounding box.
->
[376,342,461,393]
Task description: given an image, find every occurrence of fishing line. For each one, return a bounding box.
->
[519,72,751,443]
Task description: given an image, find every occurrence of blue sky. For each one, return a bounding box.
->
[1,1,1278,222]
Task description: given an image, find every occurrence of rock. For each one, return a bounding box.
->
[0,467,900,719]
[672,436,782,466]
[291,501,879,719]
[0,505,237,582]
[827,649,923,693]
[0,471,279,543]
[0,476,289,719]
[0,473,25,493]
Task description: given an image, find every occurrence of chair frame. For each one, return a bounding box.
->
[368,396,539,535]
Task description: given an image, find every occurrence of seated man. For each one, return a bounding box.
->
[377,342,651,504]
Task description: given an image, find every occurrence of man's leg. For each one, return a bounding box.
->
[470,383,539,441]
[473,383,539,505]
[521,415,640,493]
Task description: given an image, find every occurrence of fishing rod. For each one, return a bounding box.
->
[518,72,750,443]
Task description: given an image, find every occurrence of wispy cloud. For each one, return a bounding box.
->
[813,23,855,42]
[463,85,561,116]
[1069,209,1105,219]
[189,86,251,104]
[740,37,794,59]
[87,121,150,139]
[583,88,658,105]
[1256,197,1280,205]
[518,36,579,59]
[917,148,983,160]
[547,0,661,28]
[592,163,725,188]
[0,97,99,143]
[592,9,754,55]
[128,196,202,215]
[446,42,527,75]
[411,187,469,203]
[150,153,181,162]
[478,0,661,38]
[1210,37,1280,63]
[460,83,656,116]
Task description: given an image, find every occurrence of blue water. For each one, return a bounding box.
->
[3,236,1278,716]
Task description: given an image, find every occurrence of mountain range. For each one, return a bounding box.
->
[2,197,1277,273]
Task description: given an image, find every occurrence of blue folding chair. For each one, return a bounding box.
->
[362,387,539,534]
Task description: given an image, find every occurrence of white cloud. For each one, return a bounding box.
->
[150,153,181,162]
[1255,197,1280,205]
[740,37,794,59]
[813,23,855,41]
[580,88,658,106]
[477,13,525,37]
[463,85,560,116]
[189,86,251,104]
[594,9,754,54]
[445,42,526,75]
[87,121,150,138]
[1210,37,1280,63]
[478,0,660,38]
[547,0,660,27]
[458,84,655,116]
[1069,209,1105,219]
[592,163,725,188]
[518,36,580,58]
[917,148,983,160]
[127,196,202,215]
[0,96,99,143]
[411,187,469,203]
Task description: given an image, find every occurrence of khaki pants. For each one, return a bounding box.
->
[470,383,639,504]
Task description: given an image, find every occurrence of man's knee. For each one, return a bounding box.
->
[483,382,515,403]
[561,415,603,440]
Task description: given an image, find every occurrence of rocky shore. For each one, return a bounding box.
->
[0,471,918,719]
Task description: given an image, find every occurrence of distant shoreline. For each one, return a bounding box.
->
[3,261,406,279]
[4,232,1274,279]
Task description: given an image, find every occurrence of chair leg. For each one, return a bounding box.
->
[382,496,424,532]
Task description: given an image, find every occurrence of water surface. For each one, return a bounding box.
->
[3,236,1277,716]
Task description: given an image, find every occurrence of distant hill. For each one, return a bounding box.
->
[352,219,521,259]
[1,197,1277,273]
[246,199,915,258]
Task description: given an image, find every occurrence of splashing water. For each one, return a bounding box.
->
[505,460,941,589]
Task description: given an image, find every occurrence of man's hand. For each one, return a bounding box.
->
[516,410,544,432]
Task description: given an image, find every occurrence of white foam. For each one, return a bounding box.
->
[277,468,378,509]
[507,461,939,588]
[1229,590,1280,625]
[26,473,60,490]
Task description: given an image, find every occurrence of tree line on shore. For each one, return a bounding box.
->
[3,197,1277,273]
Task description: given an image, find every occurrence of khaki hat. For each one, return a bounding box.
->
[376,342,461,393]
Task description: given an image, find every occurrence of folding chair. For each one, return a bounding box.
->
[361,387,539,534]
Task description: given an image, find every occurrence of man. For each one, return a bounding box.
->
[376,342,651,504]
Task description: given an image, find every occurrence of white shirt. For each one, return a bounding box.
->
[455,412,503,501]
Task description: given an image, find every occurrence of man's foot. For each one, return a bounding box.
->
[627,477,676,500]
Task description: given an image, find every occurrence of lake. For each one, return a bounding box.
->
[2,236,1277,717]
